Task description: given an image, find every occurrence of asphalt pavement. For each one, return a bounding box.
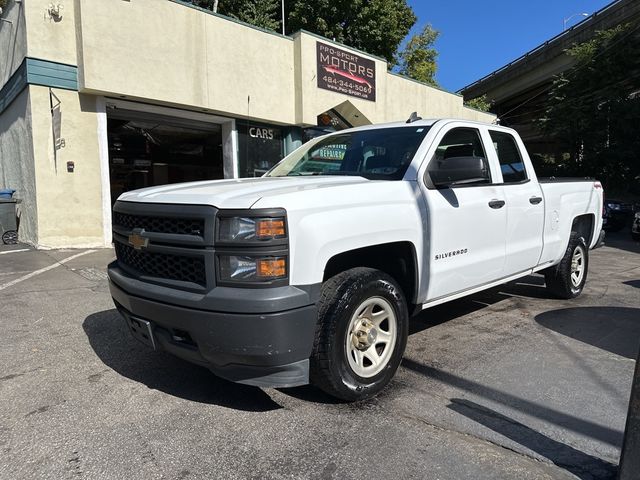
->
[0,232,639,480]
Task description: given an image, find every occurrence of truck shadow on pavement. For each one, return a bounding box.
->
[83,309,283,412]
[409,274,549,336]
[401,358,625,449]
[601,231,640,255]
[403,305,640,480]
[536,306,640,359]
[447,398,617,480]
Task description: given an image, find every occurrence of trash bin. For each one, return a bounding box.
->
[0,198,19,244]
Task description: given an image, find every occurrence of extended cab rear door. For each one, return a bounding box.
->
[486,128,544,276]
[418,122,507,301]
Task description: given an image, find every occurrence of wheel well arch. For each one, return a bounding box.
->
[572,214,596,246]
[322,241,419,305]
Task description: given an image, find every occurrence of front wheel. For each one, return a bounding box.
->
[310,267,409,401]
[544,232,589,299]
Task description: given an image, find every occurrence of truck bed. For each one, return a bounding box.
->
[538,179,603,267]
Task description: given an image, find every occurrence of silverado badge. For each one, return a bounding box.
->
[128,231,149,250]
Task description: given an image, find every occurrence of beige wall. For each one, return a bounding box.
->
[74,0,493,126]
[0,87,37,244]
[29,86,105,248]
[0,0,27,87]
[76,0,297,125]
[23,0,78,67]
[294,32,386,125]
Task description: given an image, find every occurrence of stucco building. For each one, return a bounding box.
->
[0,0,494,248]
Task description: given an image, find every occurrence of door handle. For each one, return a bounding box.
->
[488,199,506,209]
[529,196,543,205]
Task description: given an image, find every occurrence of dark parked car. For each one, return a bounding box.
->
[603,199,634,232]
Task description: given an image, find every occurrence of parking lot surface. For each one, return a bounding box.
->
[1,233,639,480]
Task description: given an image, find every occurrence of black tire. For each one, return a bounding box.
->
[2,230,18,245]
[544,232,588,299]
[310,267,409,401]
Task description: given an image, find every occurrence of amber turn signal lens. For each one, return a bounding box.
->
[257,257,286,278]
[256,218,286,239]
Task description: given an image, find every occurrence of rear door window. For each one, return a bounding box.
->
[489,131,527,183]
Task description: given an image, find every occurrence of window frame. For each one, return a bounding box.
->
[488,130,529,184]
[423,126,494,189]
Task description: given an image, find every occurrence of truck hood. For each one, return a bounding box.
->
[117,176,371,209]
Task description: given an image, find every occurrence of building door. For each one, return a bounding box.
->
[107,108,224,202]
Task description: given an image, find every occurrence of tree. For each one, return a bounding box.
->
[193,0,281,31]
[464,95,491,112]
[539,23,640,194]
[284,0,416,64]
[395,24,439,86]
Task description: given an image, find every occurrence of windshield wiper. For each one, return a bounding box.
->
[321,171,363,176]
[275,171,367,178]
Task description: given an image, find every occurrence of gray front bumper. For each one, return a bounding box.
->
[108,269,319,388]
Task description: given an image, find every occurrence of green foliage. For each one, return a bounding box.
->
[395,24,439,86]
[0,0,8,10]
[539,23,640,194]
[193,0,281,31]
[464,95,491,112]
[284,0,416,64]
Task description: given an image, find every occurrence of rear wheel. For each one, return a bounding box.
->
[545,232,588,299]
[310,267,409,401]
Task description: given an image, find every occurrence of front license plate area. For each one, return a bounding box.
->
[127,316,157,350]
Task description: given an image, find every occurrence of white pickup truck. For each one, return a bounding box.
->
[107,117,604,400]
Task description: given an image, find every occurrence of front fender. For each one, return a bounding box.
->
[251,181,424,286]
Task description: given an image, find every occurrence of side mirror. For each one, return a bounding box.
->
[429,156,489,187]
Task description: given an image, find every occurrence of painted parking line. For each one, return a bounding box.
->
[0,250,97,292]
[0,249,30,255]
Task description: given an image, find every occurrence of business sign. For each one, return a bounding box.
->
[237,123,283,177]
[316,42,376,102]
[248,126,277,140]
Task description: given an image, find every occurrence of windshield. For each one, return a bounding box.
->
[265,126,430,180]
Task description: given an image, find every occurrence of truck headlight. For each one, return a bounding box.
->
[218,255,287,282]
[216,210,288,286]
[218,216,286,242]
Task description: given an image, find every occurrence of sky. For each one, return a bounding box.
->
[405,0,614,92]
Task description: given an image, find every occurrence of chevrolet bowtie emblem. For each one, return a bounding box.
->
[128,231,149,250]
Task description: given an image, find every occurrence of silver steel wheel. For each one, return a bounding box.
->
[570,245,585,288]
[345,296,397,378]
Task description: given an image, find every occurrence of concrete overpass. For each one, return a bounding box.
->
[459,0,640,155]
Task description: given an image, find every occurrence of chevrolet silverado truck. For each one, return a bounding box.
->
[108,117,604,401]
